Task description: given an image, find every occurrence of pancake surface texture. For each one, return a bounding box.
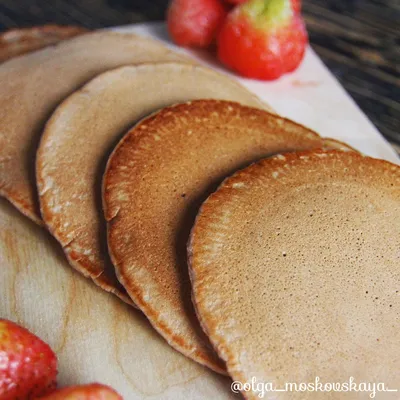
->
[0,25,87,62]
[0,30,188,224]
[104,100,327,373]
[189,150,400,399]
[37,63,266,303]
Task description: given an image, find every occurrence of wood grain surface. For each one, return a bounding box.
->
[0,198,237,399]
[0,0,398,155]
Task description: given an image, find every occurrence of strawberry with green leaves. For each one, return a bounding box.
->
[38,383,122,399]
[0,319,57,399]
[217,0,308,80]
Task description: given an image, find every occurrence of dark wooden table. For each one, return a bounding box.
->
[0,0,398,154]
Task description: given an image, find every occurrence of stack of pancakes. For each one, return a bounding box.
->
[1,27,398,399]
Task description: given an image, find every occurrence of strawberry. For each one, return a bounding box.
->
[38,383,123,399]
[167,0,228,47]
[291,0,301,13]
[0,319,57,399]
[223,0,247,4]
[217,0,308,80]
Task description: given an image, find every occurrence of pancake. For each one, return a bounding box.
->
[36,63,267,304]
[189,150,399,399]
[103,100,328,373]
[322,137,357,152]
[0,25,87,62]
[0,30,190,225]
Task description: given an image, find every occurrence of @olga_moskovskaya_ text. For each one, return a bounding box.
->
[230,376,398,398]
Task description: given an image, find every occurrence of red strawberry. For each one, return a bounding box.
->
[38,383,122,399]
[167,0,228,47]
[223,0,247,4]
[291,0,301,13]
[0,319,57,399]
[217,0,308,80]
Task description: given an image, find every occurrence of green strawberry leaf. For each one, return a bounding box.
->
[241,0,293,31]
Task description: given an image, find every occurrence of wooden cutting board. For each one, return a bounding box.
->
[0,23,398,399]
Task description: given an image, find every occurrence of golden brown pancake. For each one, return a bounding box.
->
[189,150,400,399]
[37,63,267,304]
[0,25,87,63]
[103,100,328,373]
[0,30,189,225]
[322,137,357,152]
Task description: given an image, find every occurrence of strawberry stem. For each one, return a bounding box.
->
[242,0,292,30]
